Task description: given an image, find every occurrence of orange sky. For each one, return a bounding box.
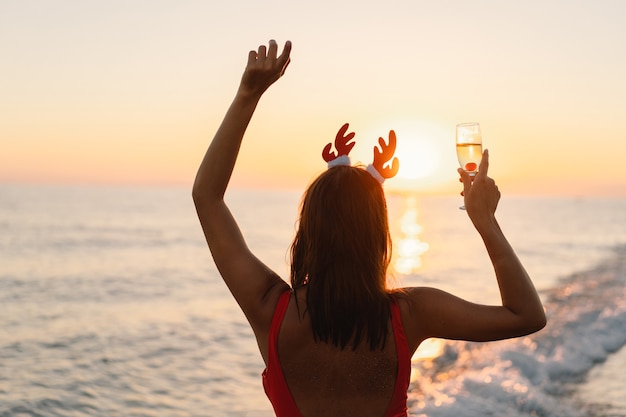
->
[2,1,625,196]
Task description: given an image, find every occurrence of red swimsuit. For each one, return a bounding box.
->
[262,290,411,417]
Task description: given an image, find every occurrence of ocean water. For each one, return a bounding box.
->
[1,183,625,417]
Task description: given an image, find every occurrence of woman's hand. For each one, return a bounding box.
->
[238,40,292,99]
[458,149,500,228]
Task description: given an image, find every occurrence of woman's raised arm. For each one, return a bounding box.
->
[401,150,546,352]
[192,40,292,339]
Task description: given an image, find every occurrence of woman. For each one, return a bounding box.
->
[192,40,546,417]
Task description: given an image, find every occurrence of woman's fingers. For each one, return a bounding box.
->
[475,149,489,179]
[267,39,278,60]
[251,40,291,70]
[257,44,267,61]
[277,40,292,74]
[458,150,499,210]
[247,49,257,66]
[458,168,472,197]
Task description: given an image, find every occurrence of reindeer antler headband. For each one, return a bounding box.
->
[322,123,399,184]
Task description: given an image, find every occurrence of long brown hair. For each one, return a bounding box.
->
[290,165,393,350]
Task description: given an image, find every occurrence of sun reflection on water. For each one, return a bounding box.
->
[393,195,430,275]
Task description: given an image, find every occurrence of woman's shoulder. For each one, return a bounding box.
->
[392,286,452,304]
[391,287,448,353]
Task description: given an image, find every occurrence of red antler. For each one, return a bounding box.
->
[372,130,400,179]
[322,123,356,162]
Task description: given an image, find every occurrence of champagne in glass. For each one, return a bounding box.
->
[456,122,483,210]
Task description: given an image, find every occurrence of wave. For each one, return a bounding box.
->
[407,245,626,417]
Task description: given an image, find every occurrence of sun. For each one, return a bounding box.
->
[395,133,441,180]
[355,120,451,192]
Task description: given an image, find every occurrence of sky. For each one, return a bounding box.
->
[2,0,625,196]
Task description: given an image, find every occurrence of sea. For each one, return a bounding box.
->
[1,182,625,417]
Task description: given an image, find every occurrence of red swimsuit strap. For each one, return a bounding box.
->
[386,297,411,417]
[263,290,302,417]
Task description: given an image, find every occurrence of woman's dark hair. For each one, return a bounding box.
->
[290,165,393,351]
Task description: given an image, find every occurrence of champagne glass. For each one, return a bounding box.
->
[456,122,483,210]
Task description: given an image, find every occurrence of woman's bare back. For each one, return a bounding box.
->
[277,290,399,417]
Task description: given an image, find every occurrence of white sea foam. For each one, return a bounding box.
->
[408,246,626,417]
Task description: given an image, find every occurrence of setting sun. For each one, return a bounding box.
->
[396,135,441,180]
[372,121,457,194]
